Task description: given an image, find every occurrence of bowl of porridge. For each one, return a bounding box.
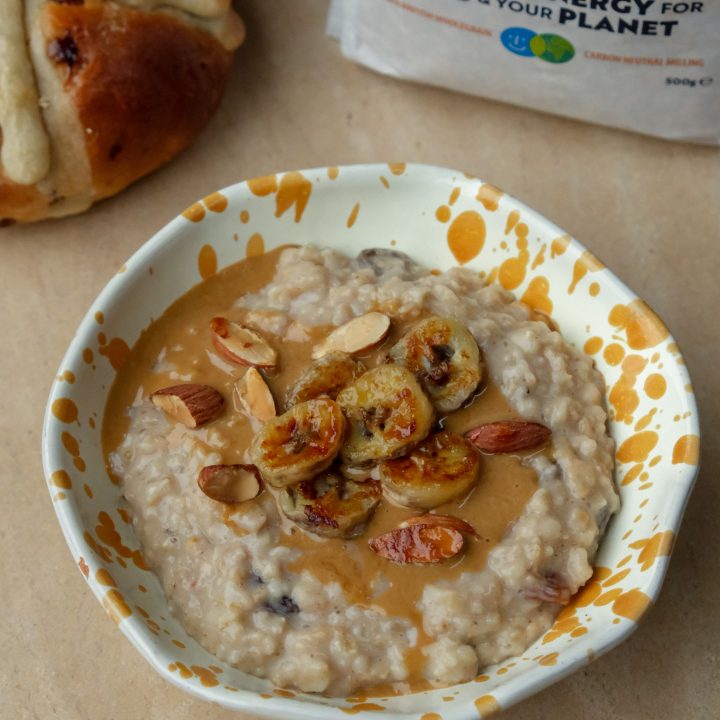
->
[42,164,699,719]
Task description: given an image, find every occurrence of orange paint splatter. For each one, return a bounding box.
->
[61,431,80,457]
[247,174,277,197]
[584,337,603,355]
[550,234,570,258]
[275,171,312,222]
[341,703,386,714]
[198,244,217,280]
[609,354,648,424]
[181,202,205,223]
[435,205,451,223]
[83,483,93,498]
[83,348,94,364]
[504,210,520,236]
[274,689,297,698]
[521,276,553,315]
[672,434,699,465]
[51,470,72,489]
[644,373,667,399]
[589,282,600,296]
[603,343,625,366]
[630,531,674,571]
[172,639,186,649]
[95,568,117,587]
[246,233,265,258]
[57,369,76,383]
[102,589,132,624]
[191,666,219,687]
[448,187,461,205]
[239,210,250,223]
[94,511,148,570]
[98,336,130,372]
[602,567,631,587]
[621,463,644,486]
[617,431,659,464]
[568,251,604,294]
[531,243,546,269]
[609,300,669,350]
[476,183,503,212]
[73,457,86,472]
[612,589,652,622]
[327,166,339,180]
[539,653,558,666]
[347,202,360,228]
[498,231,529,291]
[379,176,390,189]
[203,191,227,213]
[51,398,78,424]
[175,662,193,679]
[78,557,89,578]
[421,713,443,720]
[388,162,406,175]
[634,408,657,432]
[474,695,501,718]
[447,211,486,265]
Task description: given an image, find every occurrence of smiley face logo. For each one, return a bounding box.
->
[500,27,575,64]
[500,27,537,58]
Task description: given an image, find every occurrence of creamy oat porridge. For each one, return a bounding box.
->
[103,245,619,697]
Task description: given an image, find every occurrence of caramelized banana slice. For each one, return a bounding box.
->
[388,316,482,413]
[285,352,365,408]
[278,472,381,538]
[249,398,345,488]
[380,431,480,509]
[336,365,434,466]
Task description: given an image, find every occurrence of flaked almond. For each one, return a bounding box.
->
[465,420,551,454]
[210,317,278,369]
[312,312,391,359]
[151,384,224,428]
[368,524,464,564]
[235,367,276,423]
[401,514,478,538]
[198,464,262,504]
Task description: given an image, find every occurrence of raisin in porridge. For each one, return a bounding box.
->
[103,245,619,696]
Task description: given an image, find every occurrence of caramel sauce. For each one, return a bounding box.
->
[102,246,543,689]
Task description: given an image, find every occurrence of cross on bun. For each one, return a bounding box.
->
[0,0,244,224]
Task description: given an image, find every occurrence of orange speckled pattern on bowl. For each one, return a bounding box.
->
[42,164,699,720]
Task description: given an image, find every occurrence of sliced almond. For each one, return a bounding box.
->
[368,524,464,564]
[210,317,278,369]
[198,464,262,504]
[150,384,224,428]
[312,312,391,359]
[235,367,276,423]
[401,514,478,538]
[465,420,551,454]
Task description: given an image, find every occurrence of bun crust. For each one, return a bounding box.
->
[0,0,243,224]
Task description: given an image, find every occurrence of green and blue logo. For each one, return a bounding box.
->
[500,27,575,64]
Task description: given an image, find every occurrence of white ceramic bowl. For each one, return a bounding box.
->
[42,164,699,719]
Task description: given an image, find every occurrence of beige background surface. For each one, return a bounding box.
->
[1,1,719,718]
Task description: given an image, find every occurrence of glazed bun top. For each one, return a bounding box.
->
[0,0,244,224]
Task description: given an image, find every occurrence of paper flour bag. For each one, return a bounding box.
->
[328,0,720,144]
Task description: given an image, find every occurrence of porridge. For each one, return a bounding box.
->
[103,245,619,696]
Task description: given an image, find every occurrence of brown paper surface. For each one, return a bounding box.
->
[1,1,718,718]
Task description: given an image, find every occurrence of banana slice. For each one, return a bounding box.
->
[388,316,483,413]
[380,431,480,509]
[336,364,434,466]
[278,472,382,538]
[248,398,345,488]
[285,352,365,408]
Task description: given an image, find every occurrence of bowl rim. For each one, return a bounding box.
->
[41,162,701,720]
